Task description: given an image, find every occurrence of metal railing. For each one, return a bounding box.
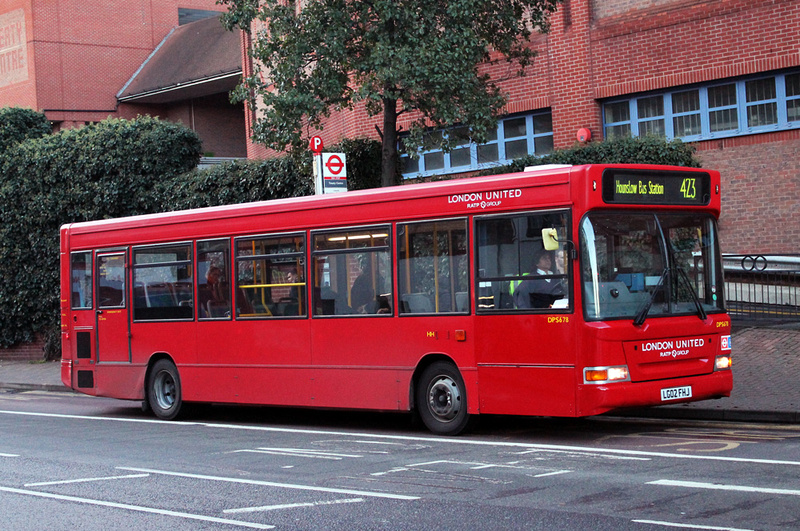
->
[723,254,800,322]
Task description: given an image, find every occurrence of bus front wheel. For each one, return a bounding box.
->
[147,359,183,420]
[416,361,470,436]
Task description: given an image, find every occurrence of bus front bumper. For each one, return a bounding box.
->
[576,370,733,417]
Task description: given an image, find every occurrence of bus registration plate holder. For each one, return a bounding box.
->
[661,386,692,401]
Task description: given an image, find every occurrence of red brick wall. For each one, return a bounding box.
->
[696,131,800,254]
[246,0,800,151]
[593,0,689,20]
[591,0,800,99]
[241,0,800,254]
[547,0,604,148]
[0,338,44,361]
[121,94,247,158]
[0,0,224,123]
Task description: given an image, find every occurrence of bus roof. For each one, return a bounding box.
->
[63,163,577,234]
[62,163,717,237]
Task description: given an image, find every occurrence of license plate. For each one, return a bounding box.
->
[661,386,692,401]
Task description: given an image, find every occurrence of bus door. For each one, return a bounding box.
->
[95,252,131,363]
[67,250,97,389]
[474,211,577,417]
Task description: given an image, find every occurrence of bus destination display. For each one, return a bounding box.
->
[602,170,710,206]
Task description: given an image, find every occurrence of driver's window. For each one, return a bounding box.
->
[476,211,570,312]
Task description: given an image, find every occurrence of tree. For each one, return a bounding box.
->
[220,0,561,187]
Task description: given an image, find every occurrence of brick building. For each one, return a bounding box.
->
[244,0,799,254]
[0,0,246,157]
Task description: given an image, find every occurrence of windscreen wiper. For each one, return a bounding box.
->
[675,267,707,321]
[633,268,668,326]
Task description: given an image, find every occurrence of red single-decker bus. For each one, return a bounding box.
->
[60,164,733,434]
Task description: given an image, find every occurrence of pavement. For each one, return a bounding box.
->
[1,323,799,424]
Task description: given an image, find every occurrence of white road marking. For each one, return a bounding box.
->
[0,409,176,424]
[532,470,572,478]
[225,497,365,514]
[230,447,362,460]
[386,459,572,477]
[3,409,800,468]
[232,450,343,460]
[514,447,652,461]
[353,440,405,445]
[257,447,362,458]
[648,479,800,497]
[408,459,521,470]
[116,466,420,500]
[633,519,754,530]
[1,453,20,457]
[0,486,274,529]
[370,467,409,476]
[25,473,150,487]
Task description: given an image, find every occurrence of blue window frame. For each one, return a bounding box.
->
[400,111,554,179]
[603,70,800,142]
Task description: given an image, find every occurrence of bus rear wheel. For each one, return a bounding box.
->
[147,359,183,420]
[416,361,470,436]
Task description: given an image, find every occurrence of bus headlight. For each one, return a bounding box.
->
[715,355,732,370]
[584,365,630,384]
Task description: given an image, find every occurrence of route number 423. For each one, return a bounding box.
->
[680,178,697,199]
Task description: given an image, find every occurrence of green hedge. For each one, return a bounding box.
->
[157,137,383,211]
[0,115,382,357]
[0,116,202,354]
[479,136,700,175]
[0,107,51,152]
[160,157,312,210]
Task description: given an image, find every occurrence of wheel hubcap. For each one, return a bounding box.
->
[154,371,176,410]
[427,375,461,422]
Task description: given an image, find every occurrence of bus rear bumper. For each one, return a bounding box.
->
[577,371,733,417]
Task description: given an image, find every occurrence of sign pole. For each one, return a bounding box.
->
[309,136,324,195]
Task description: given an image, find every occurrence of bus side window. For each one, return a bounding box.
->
[132,243,193,321]
[476,211,571,312]
[198,239,232,319]
[235,234,306,318]
[311,226,392,316]
[397,219,468,314]
[70,251,93,309]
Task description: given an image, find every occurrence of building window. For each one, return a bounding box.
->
[178,8,222,25]
[400,111,553,179]
[708,83,738,133]
[786,73,800,122]
[603,70,800,142]
[671,89,701,137]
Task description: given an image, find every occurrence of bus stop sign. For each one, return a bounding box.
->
[323,154,345,177]
[313,152,347,194]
